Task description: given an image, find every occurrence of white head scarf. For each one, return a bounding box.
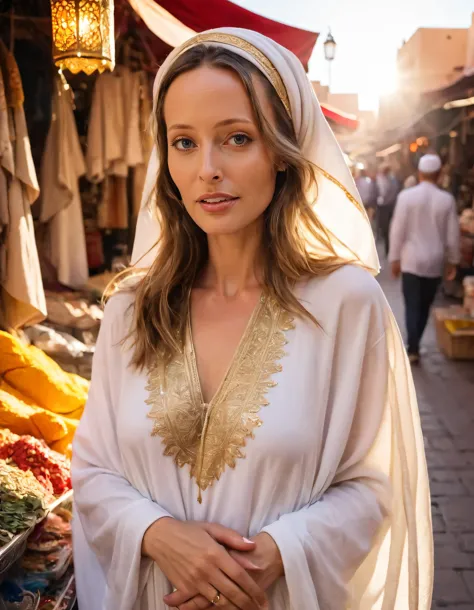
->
[131,27,379,273]
[131,28,432,610]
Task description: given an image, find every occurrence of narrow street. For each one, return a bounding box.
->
[379,258,474,609]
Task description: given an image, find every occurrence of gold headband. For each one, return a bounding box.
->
[174,34,368,222]
[178,33,292,117]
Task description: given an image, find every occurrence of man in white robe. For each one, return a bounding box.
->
[389,153,460,362]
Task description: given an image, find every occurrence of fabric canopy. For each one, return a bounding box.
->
[320,103,359,132]
[125,0,318,71]
[421,72,474,109]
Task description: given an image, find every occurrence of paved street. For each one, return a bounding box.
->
[378,257,474,609]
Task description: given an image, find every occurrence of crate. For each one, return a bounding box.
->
[434,307,474,360]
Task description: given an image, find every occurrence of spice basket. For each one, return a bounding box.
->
[0,491,73,581]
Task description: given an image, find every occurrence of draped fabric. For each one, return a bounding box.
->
[0,41,46,330]
[40,79,88,289]
[126,0,318,70]
[86,67,150,230]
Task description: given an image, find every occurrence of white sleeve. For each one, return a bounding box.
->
[72,297,172,610]
[388,196,407,262]
[262,334,390,610]
[446,197,460,265]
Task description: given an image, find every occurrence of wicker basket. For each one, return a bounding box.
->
[434,307,474,360]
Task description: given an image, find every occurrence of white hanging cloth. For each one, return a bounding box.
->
[86,67,146,230]
[40,78,88,289]
[0,42,46,330]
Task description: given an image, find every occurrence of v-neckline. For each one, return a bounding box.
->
[186,293,265,408]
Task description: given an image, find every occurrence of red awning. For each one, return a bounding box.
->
[320,103,359,131]
[141,0,318,71]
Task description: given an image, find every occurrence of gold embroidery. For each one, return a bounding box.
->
[178,33,292,117]
[146,296,294,502]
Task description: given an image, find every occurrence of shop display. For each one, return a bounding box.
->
[434,306,474,360]
[37,570,75,610]
[0,506,74,610]
[0,461,49,545]
[0,424,75,609]
[0,331,89,457]
[0,587,40,610]
[0,332,89,418]
[0,437,71,497]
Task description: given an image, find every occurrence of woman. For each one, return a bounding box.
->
[72,28,433,610]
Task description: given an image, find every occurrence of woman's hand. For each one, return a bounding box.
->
[164,532,282,609]
[142,518,268,610]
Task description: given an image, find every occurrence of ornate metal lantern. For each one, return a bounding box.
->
[50,0,115,75]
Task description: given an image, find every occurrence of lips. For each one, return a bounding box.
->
[197,192,239,213]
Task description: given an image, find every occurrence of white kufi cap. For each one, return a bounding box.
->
[418,154,442,173]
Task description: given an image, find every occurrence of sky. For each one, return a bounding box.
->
[231,0,473,111]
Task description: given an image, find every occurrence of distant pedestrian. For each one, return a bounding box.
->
[355,168,377,222]
[403,174,417,189]
[389,154,460,364]
[376,164,401,256]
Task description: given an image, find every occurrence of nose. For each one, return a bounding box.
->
[198,144,223,183]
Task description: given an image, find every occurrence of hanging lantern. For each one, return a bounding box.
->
[50,0,115,75]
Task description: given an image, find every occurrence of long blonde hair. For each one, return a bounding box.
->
[112,44,347,369]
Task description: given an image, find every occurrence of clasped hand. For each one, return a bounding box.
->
[142,518,283,610]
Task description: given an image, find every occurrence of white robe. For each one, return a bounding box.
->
[72,265,431,610]
[40,82,88,289]
[86,68,145,230]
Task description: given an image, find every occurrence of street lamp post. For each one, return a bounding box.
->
[324,30,336,90]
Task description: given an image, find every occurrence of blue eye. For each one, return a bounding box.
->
[229,134,251,146]
[172,138,196,151]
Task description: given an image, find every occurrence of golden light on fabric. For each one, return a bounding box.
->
[50,0,115,75]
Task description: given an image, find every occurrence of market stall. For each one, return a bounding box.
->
[0,1,322,605]
[0,428,75,610]
[0,326,87,607]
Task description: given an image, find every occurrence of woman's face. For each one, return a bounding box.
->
[164,65,278,236]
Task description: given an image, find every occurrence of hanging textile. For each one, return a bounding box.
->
[86,67,146,230]
[0,41,46,330]
[0,66,13,274]
[132,71,153,221]
[40,78,88,290]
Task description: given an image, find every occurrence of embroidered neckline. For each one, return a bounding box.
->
[146,295,294,502]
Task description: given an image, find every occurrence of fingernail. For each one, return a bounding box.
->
[242,537,254,543]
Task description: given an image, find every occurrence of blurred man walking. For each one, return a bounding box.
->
[389,154,460,364]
